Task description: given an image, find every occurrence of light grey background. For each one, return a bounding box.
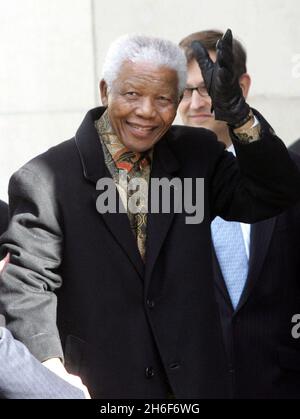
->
[1,0,299,200]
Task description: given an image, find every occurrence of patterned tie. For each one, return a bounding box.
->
[114,149,149,173]
[115,150,150,261]
[211,216,249,310]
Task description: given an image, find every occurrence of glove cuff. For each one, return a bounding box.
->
[228,108,252,129]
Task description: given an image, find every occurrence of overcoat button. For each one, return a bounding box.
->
[145,367,155,378]
[146,299,155,308]
[169,363,181,370]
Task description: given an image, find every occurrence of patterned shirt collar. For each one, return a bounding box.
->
[95,109,152,170]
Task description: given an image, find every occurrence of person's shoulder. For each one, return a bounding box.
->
[270,150,300,222]
[288,150,300,169]
[28,137,77,167]
[168,125,220,151]
[0,200,7,212]
[12,138,78,181]
[0,200,8,219]
[167,125,224,166]
[288,139,300,155]
[0,200,8,235]
[169,124,217,142]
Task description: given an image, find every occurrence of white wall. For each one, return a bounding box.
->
[1,0,299,200]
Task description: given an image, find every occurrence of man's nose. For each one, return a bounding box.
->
[190,90,208,110]
[135,97,156,118]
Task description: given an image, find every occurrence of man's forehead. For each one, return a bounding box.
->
[186,59,204,84]
[114,61,179,91]
[186,50,215,84]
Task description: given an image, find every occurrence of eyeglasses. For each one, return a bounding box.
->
[182,85,210,100]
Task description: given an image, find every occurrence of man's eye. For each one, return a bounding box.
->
[183,88,192,97]
[125,92,138,97]
[157,96,170,102]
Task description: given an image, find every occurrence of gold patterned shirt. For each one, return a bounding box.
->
[95,110,152,261]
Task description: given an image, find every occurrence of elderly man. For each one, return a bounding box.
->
[0,31,300,399]
[179,30,300,399]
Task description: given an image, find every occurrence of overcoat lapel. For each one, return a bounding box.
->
[144,133,180,289]
[234,217,276,314]
[75,107,144,278]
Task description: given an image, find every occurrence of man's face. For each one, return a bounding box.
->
[178,53,227,136]
[100,61,179,153]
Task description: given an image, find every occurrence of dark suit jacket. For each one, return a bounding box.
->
[1,107,300,399]
[0,315,84,399]
[213,153,300,398]
[0,200,8,236]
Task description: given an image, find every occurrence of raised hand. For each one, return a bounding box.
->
[191,29,251,128]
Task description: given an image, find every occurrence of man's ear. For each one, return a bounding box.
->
[239,73,251,99]
[100,79,109,106]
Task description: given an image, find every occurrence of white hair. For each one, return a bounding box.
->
[102,34,187,96]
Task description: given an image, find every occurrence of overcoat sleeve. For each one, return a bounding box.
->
[210,111,300,221]
[0,165,64,361]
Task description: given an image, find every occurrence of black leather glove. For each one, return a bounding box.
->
[191,29,251,128]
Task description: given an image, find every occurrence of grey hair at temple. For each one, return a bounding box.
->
[102,34,188,95]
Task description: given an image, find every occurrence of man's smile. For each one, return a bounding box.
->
[126,121,158,138]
